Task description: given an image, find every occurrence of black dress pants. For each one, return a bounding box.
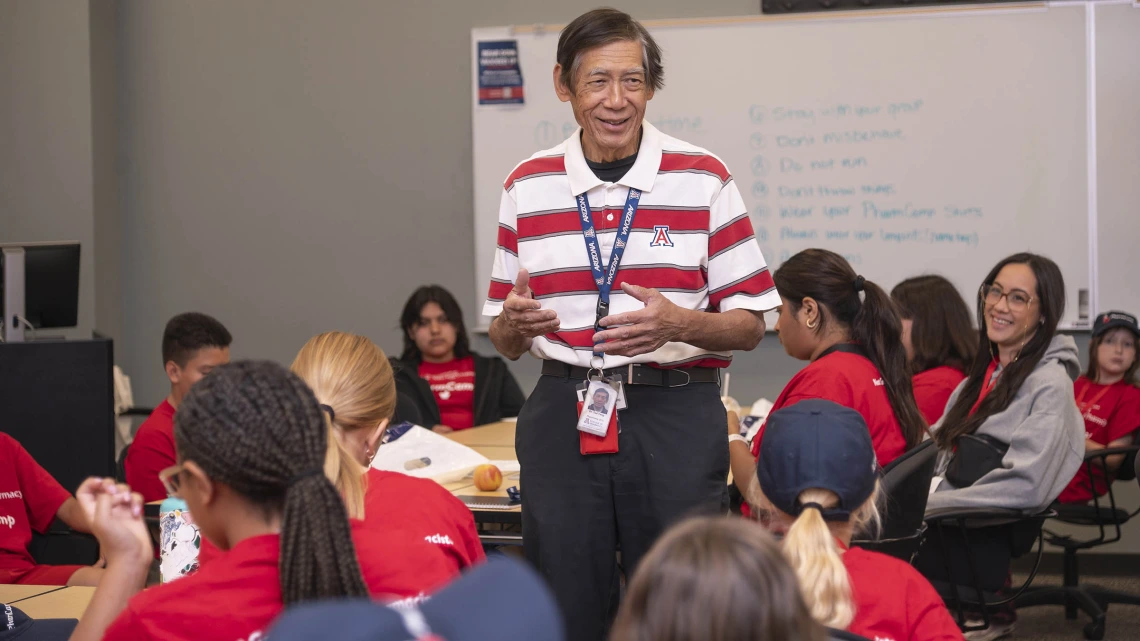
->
[516,374,729,641]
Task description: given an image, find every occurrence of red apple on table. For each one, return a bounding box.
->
[473,464,503,491]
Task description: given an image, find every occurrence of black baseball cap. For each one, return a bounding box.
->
[1,603,78,640]
[1093,311,1139,338]
[270,556,565,641]
[757,399,878,522]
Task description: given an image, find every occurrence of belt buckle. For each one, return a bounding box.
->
[626,363,636,385]
[667,368,691,388]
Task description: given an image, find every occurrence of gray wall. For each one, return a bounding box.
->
[0,0,96,340]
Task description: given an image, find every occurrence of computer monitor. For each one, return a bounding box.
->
[1,241,81,342]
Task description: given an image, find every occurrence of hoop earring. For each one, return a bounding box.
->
[364,443,376,466]
[806,318,817,330]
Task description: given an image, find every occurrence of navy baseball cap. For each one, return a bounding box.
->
[1093,311,1139,338]
[757,399,878,522]
[1,603,78,640]
[270,556,565,641]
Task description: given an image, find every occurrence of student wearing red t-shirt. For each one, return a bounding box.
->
[751,400,962,641]
[124,312,232,503]
[892,275,977,425]
[395,286,524,432]
[1058,311,1140,504]
[0,433,103,587]
[292,331,486,572]
[68,361,457,641]
[730,249,927,500]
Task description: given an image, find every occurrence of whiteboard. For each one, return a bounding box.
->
[471,4,1099,330]
[1094,1,1140,316]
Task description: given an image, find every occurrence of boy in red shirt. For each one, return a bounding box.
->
[1058,311,1140,503]
[125,312,231,503]
[0,433,102,586]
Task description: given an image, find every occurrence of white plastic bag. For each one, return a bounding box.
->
[370,425,489,484]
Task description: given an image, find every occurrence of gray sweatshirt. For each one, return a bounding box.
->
[927,335,1084,514]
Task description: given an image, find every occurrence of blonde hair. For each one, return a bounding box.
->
[611,516,825,641]
[749,481,882,630]
[291,331,397,519]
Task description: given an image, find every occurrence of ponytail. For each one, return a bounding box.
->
[852,281,928,449]
[174,360,369,605]
[322,419,366,520]
[755,485,882,631]
[780,490,855,629]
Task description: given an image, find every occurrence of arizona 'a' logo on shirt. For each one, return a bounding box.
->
[650,225,674,247]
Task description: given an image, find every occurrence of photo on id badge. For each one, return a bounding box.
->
[578,380,618,436]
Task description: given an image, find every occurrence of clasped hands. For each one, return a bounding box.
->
[500,269,686,357]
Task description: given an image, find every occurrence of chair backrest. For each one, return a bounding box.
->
[878,440,937,540]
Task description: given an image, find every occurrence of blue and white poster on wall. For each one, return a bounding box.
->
[477,40,525,105]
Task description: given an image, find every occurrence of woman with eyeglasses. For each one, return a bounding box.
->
[397,285,525,433]
[1056,311,1140,504]
[917,253,1083,639]
[67,361,456,641]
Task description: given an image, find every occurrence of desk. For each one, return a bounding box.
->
[443,421,522,543]
[0,586,93,619]
[0,584,60,602]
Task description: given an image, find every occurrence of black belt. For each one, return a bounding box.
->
[541,360,719,387]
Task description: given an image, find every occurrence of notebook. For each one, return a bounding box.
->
[458,495,519,510]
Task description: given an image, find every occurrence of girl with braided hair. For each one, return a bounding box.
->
[291,331,485,571]
[68,361,454,641]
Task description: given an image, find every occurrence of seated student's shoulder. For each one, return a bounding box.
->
[351,521,458,601]
[782,354,861,403]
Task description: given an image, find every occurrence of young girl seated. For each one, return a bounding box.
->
[291,331,486,571]
[891,275,977,425]
[919,253,1084,640]
[730,248,926,501]
[68,361,456,641]
[1057,311,1140,504]
[0,433,102,586]
[397,285,525,432]
[610,515,824,641]
[750,399,962,641]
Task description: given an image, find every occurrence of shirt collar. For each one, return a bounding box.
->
[565,120,663,196]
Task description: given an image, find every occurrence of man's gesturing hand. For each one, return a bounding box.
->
[501,269,560,338]
[591,282,686,357]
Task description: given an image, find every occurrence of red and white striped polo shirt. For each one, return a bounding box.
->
[483,121,780,369]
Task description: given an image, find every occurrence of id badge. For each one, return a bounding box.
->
[605,376,628,411]
[577,379,618,437]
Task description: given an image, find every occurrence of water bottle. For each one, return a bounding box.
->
[159,496,201,583]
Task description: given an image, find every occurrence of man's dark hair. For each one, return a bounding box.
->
[399,285,472,363]
[557,8,664,93]
[162,312,232,367]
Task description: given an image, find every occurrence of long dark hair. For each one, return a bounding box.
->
[773,249,927,449]
[174,360,369,604]
[399,285,472,363]
[611,516,824,641]
[934,253,1066,450]
[891,275,977,374]
[1085,326,1140,387]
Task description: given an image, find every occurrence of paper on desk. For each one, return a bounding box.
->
[501,416,518,423]
[371,425,488,484]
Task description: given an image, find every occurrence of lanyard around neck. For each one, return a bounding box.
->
[576,187,642,355]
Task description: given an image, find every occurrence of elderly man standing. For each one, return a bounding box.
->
[483,9,780,639]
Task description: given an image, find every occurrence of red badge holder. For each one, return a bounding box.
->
[578,399,619,455]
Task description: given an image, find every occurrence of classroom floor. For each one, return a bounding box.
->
[1011,571,1140,641]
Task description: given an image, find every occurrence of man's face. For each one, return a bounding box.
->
[593,390,609,406]
[555,39,653,161]
[168,346,230,406]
